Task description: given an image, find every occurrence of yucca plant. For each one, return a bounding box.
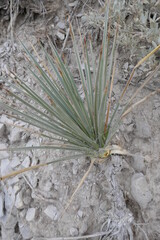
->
[0,2,160,181]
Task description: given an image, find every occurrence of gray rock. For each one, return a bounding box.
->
[19,223,33,239]
[21,156,31,168]
[44,205,58,221]
[131,173,152,209]
[25,171,37,188]
[70,227,79,236]
[69,1,78,7]
[0,123,5,137]
[0,143,9,160]
[81,15,88,24]
[40,179,52,192]
[4,186,15,213]
[136,117,151,138]
[0,115,13,129]
[15,192,24,209]
[7,176,19,185]
[10,156,21,168]
[23,189,32,205]
[0,193,4,217]
[132,153,146,172]
[26,208,36,221]
[57,21,66,29]
[56,31,65,40]
[123,62,129,70]
[9,127,22,144]
[77,209,83,218]
[1,159,11,176]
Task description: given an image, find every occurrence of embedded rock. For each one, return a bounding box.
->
[15,192,24,209]
[1,159,11,176]
[44,205,58,221]
[26,208,36,221]
[0,123,5,137]
[19,223,33,239]
[0,143,9,160]
[70,227,79,236]
[9,127,22,144]
[131,173,152,209]
[0,193,4,217]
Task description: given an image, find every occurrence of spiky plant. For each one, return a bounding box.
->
[0,3,160,180]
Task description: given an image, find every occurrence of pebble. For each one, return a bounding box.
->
[10,156,21,168]
[123,62,129,70]
[136,117,151,139]
[9,127,22,144]
[0,123,5,137]
[0,143,9,160]
[132,153,146,172]
[21,156,31,168]
[25,171,37,188]
[15,192,24,209]
[0,193,4,218]
[40,179,52,192]
[57,21,66,29]
[70,227,79,236]
[56,31,65,40]
[7,176,19,185]
[19,223,33,239]
[4,186,15,212]
[1,159,11,176]
[44,205,58,221]
[26,208,36,221]
[0,114,13,128]
[131,173,152,209]
[69,1,78,7]
[77,209,83,218]
[23,189,32,205]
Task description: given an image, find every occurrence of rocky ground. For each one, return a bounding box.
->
[0,1,160,239]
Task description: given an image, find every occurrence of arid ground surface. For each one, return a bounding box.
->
[0,1,160,239]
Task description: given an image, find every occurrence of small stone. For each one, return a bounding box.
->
[23,189,32,205]
[77,210,83,218]
[81,15,88,24]
[15,192,24,209]
[70,227,79,236]
[123,62,129,70]
[56,31,65,40]
[1,159,11,176]
[4,186,15,211]
[136,117,151,139]
[26,139,39,147]
[57,21,66,29]
[0,115,13,129]
[132,153,146,172]
[19,224,33,239]
[10,156,21,168]
[131,173,152,209]
[13,185,20,194]
[21,156,31,168]
[9,127,22,144]
[0,143,9,160]
[44,205,58,221]
[40,179,52,192]
[0,193,4,217]
[25,171,37,188]
[69,1,78,7]
[26,208,36,221]
[7,176,19,185]
[0,123,5,137]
